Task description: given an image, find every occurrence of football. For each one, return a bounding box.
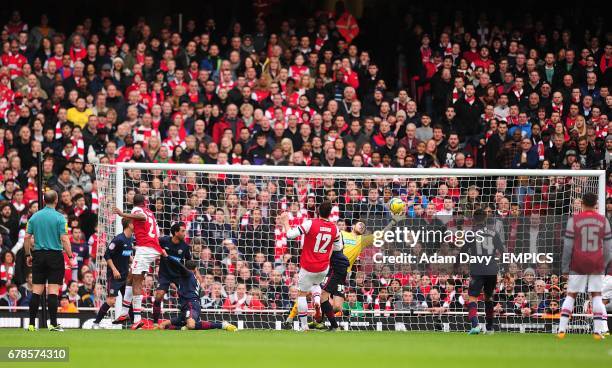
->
[388,198,406,215]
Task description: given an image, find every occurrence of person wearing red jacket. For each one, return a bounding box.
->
[212,104,246,145]
[69,35,87,62]
[1,41,27,79]
[471,46,495,71]
[341,58,359,90]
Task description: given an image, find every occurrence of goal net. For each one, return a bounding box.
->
[94,163,605,332]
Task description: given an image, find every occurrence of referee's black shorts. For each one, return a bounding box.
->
[31,250,65,285]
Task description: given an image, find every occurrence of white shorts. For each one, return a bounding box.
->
[567,274,603,293]
[297,268,328,292]
[602,276,612,301]
[131,246,161,275]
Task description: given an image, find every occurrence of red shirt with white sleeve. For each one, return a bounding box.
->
[287,218,342,273]
[131,206,162,253]
[563,210,611,274]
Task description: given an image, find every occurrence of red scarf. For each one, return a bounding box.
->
[71,138,85,160]
[599,54,610,74]
[452,88,463,104]
[274,226,288,261]
[114,36,125,47]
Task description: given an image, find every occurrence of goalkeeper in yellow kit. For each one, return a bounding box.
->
[286,216,402,330]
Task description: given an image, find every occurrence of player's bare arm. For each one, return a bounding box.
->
[107,259,121,279]
[61,234,73,259]
[113,206,146,221]
[23,233,33,267]
[280,212,305,240]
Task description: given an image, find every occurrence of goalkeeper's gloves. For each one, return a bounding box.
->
[391,214,406,224]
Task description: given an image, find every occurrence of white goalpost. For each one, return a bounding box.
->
[94,163,606,332]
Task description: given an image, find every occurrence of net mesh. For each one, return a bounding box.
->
[94,164,602,332]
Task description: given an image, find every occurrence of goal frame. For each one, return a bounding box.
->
[99,163,607,331]
[113,162,606,230]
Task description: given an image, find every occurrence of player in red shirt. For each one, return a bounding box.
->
[558,192,612,340]
[112,194,167,329]
[280,200,342,330]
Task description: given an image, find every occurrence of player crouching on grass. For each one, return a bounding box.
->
[557,192,611,340]
[156,260,236,332]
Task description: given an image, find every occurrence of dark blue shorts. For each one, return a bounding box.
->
[170,299,201,327]
[322,268,347,298]
[107,278,126,297]
[156,273,179,292]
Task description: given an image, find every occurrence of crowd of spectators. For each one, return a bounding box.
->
[0,3,610,319]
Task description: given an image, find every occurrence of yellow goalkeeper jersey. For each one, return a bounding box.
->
[341,231,374,272]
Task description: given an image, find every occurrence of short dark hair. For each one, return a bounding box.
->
[133,193,145,206]
[171,222,185,235]
[473,208,487,224]
[121,218,131,230]
[582,192,598,208]
[185,260,198,271]
[318,200,333,219]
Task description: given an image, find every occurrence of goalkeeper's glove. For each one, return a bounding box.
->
[391,214,406,224]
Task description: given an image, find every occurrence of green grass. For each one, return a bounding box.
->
[0,329,610,368]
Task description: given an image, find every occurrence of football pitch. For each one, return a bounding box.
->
[0,329,610,368]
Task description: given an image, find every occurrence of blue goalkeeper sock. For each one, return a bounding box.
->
[196,321,222,330]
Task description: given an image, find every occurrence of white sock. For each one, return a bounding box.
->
[559,296,575,333]
[592,296,605,334]
[297,296,308,329]
[311,285,321,306]
[603,313,609,333]
[121,286,133,315]
[132,295,143,323]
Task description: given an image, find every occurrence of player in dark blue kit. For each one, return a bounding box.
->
[156,260,237,331]
[93,218,134,328]
[152,222,192,325]
[306,242,350,331]
[462,209,505,335]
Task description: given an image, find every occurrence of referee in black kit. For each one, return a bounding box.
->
[23,190,73,332]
